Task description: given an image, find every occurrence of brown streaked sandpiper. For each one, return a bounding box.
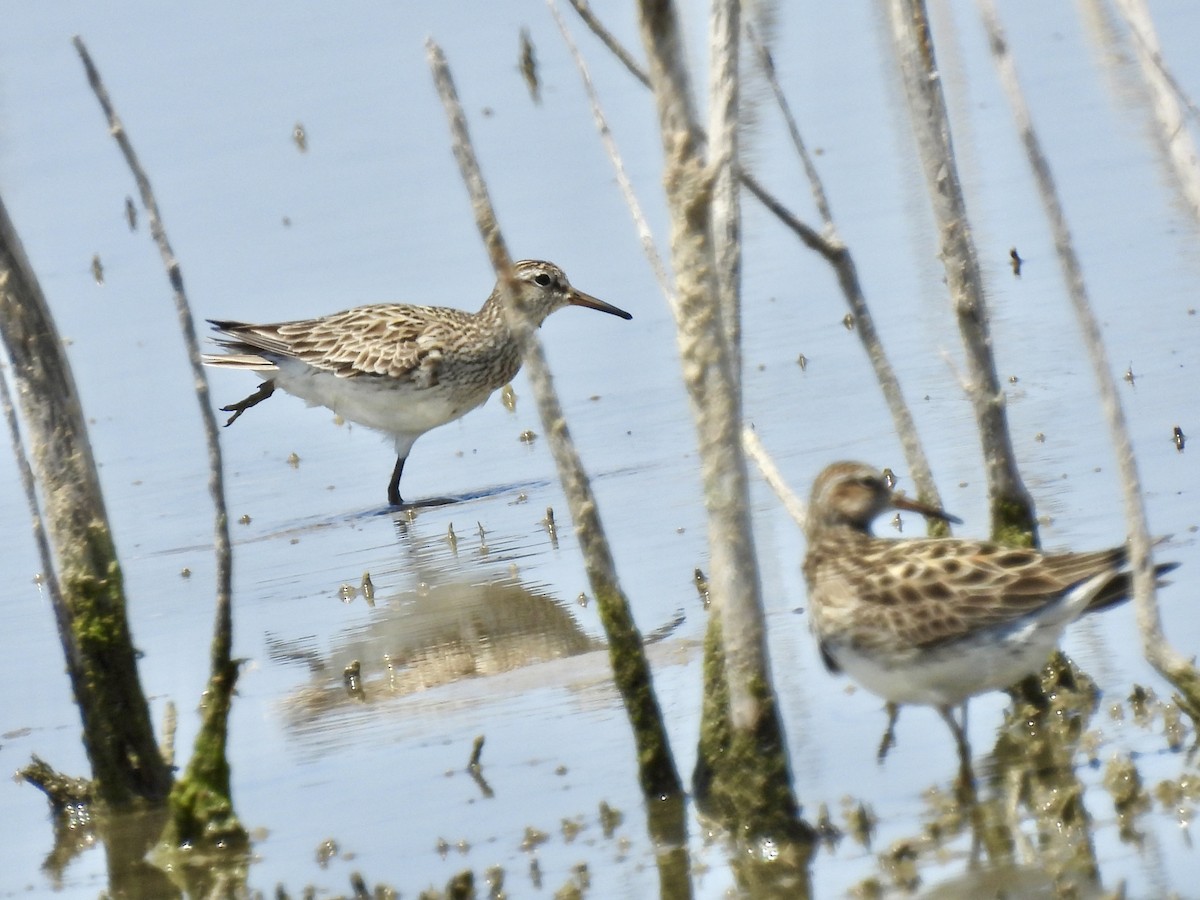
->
[204,260,631,505]
[802,461,1176,755]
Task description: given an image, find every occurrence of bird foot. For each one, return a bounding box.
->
[220,380,275,426]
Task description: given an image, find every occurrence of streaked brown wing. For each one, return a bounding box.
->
[216,304,471,379]
[840,539,1124,649]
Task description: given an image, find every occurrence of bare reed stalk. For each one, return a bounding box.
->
[548,1,675,305]
[424,38,681,798]
[74,38,233,644]
[978,1,1200,715]
[566,0,944,522]
[1112,0,1200,224]
[741,427,805,528]
[744,25,945,520]
[635,4,807,850]
[636,0,769,733]
[74,36,245,846]
[555,0,815,556]
[885,0,1036,545]
[0,197,172,806]
[0,361,66,627]
[708,0,742,385]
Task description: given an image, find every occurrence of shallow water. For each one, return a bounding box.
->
[1,2,1198,896]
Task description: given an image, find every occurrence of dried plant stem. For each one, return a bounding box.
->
[978,1,1200,715]
[708,0,742,384]
[637,0,764,732]
[74,36,244,847]
[568,0,650,87]
[885,0,1035,546]
[0,362,66,622]
[0,198,172,807]
[637,0,805,848]
[425,38,681,799]
[1112,0,1200,223]
[741,426,804,528]
[549,1,674,305]
[565,1,944,522]
[744,25,945,521]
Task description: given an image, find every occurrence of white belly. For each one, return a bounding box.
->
[828,622,1065,708]
[269,361,493,452]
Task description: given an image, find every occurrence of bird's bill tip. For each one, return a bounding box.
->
[569,289,633,320]
[892,494,963,525]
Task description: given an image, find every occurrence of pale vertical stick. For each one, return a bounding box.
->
[978,0,1200,712]
[636,0,768,731]
[0,356,69,642]
[565,0,945,519]
[885,0,1036,545]
[743,25,946,521]
[73,37,234,661]
[708,0,742,384]
[424,38,681,797]
[1113,0,1200,223]
[549,0,675,307]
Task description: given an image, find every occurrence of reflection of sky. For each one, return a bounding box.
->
[1,2,1198,895]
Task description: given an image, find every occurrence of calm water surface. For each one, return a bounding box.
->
[1,2,1198,896]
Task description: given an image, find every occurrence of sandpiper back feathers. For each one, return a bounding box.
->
[203,260,631,505]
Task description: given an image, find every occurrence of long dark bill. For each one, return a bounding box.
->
[569,289,633,320]
[892,494,963,525]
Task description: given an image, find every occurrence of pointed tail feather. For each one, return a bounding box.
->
[1085,561,1180,614]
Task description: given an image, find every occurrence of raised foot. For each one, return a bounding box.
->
[220,380,275,426]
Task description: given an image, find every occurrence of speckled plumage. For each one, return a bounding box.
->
[203,260,631,505]
[803,461,1175,711]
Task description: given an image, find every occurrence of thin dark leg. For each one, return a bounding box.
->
[877,701,901,763]
[387,456,406,506]
[219,379,275,426]
[938,704,976,793]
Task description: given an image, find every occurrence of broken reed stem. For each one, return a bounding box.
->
[74,35,245,846]
[73,36,234,672]
[637,0,767,732]
[884,0,1036,546]
[0,196,172,806]
[741,427,805,528]
[0,358,67,622]
[743,24,946,522]
[568,0,651,88]
[565,1,944,524]
[744,23,833,228]
[425,37,681,799]
[978,0,1200,714]
[707,0,743,384]
[637,0,804,846]
[549,0,675,304]
[1111,0,1200,224]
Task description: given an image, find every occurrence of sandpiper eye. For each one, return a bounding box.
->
[534,273,552,287]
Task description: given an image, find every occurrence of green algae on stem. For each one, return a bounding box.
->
[160,657,248,853]
[425,37,682,803]
[0,196,172,808]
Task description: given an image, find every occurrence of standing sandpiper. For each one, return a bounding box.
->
[802,461,1175,754]
[203,260,631,505]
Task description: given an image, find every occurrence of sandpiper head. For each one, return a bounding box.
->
[505,260,632,324]
[806,461,960,536]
